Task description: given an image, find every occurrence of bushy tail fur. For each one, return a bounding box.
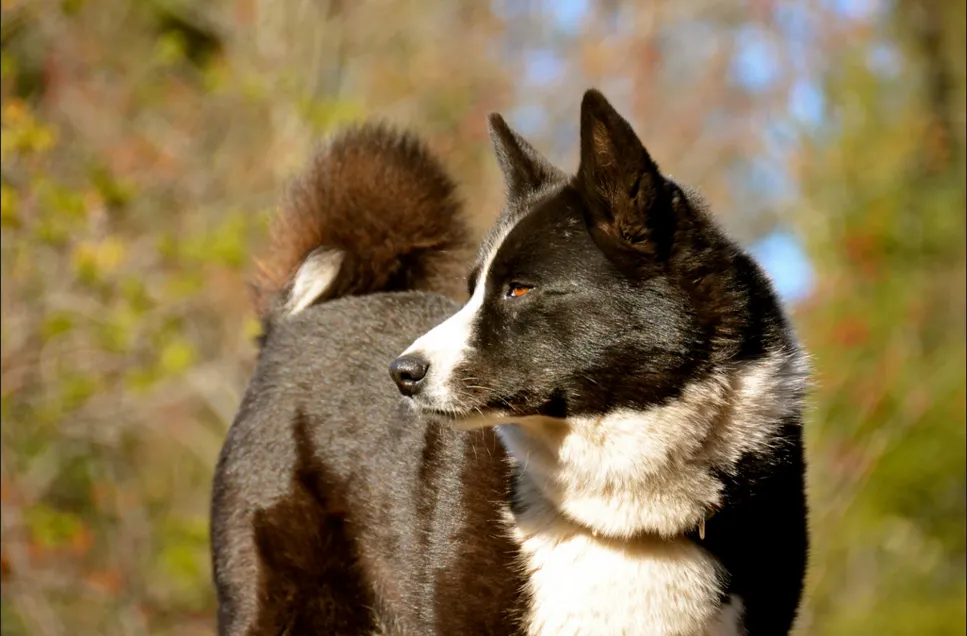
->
[253,123,468,325]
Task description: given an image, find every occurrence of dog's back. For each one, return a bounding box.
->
[210,125,526,635]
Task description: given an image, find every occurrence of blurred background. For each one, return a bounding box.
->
[0,0,964,634]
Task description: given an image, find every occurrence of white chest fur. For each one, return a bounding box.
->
[467,351,804,634]
[510,510,744,636]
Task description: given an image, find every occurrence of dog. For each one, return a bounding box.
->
[210,89,810,636]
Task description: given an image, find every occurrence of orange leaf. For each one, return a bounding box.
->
[85,568,123,593]
[69,525,94,557]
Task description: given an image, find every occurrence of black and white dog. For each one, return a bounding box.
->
[211,90,809,635]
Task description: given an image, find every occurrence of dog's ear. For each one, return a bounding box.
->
[577,89,670,246]
[488,113,564,199]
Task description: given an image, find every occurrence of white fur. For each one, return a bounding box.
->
[400,219,518,410]
[453,350,803,635]
[286,248,344,315]
[400,286,484,406]
[493,349,806,538]
[709,596,747,636]
[508,496,745,636]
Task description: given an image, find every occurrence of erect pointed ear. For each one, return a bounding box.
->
[488,113,565,199]
[577,89,670,245]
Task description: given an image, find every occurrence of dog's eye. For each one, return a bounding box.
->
[506,283,533,299]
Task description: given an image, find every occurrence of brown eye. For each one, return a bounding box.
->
[507,284,533,299]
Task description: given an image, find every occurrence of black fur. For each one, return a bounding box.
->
[445,103,796,422]
[212,293,529,635]
[692,415,809,634]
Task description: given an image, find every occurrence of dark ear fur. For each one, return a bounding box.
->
[488,114,565,198]
[577,89,671,247]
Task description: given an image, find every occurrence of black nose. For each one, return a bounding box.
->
[389,355,430,397]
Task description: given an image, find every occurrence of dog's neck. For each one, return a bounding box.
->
[490,349,806,540]
[451,351,804,636]
[500,443,747,636]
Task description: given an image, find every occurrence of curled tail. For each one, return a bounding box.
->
[253,123,469,326]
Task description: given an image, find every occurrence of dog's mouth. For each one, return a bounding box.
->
[415,406,476,420]
[412,404,515,429]
[413,393,567,430]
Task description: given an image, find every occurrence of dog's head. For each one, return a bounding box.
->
[390,89,787,426]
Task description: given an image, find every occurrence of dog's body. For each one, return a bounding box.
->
[211,92,809,635]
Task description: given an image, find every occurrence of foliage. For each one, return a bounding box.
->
[795,2,966,633]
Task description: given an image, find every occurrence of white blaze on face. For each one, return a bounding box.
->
[399,220,517,410]
[401,284,485,408]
